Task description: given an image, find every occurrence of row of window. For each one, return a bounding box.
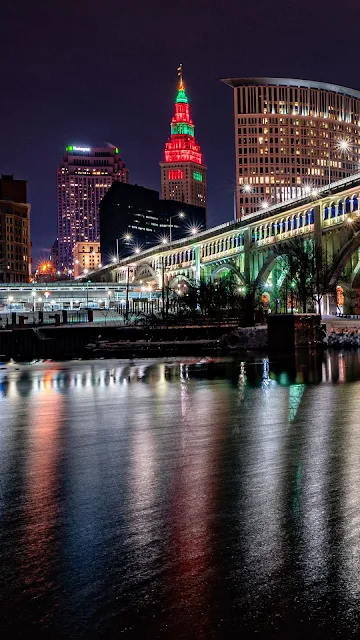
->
[251,211,315,241]
[323,196,358,219]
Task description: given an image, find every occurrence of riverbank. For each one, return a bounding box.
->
[0,323,236,360]
[1,320,359,360]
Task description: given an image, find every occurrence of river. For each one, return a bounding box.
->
[1,351,360,638]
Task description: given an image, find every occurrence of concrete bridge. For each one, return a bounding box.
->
[91,173,360,313]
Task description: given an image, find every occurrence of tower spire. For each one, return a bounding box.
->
[177,63,183,90]
[160,68,207,208]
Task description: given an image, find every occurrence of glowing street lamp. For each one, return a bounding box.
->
[169,211,185,244]
[190,226,198,236]
[338,139,350,152]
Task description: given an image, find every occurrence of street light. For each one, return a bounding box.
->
[31,290,36,312]
[190,226,199,236]
[327,138,360,188]
[169,211,185,244]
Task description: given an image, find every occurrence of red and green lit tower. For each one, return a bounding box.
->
[160,65,206,208]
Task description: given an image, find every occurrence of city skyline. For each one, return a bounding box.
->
[2,0,360,262]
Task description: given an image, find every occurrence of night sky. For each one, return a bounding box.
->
[2,0,360,262]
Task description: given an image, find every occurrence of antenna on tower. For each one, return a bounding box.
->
[177,63,183,87]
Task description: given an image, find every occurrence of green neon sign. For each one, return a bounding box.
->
[193,171,203,182]
[66,145,74,152]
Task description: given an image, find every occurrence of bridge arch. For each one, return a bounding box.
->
[210,263,245,283]
[133,262,157,283]
[328,230,360,288]
[253,250,290,290]
[168,273,192,289]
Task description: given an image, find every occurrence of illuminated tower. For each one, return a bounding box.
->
[160,66,206,208]
[57,144,129,270]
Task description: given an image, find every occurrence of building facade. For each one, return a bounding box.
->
[57,144,129,271]
[160,67,206,208]
[0,176,31,283]
[0,175,31,283]
[99,182,206,264]
[222,77,360,218]
[50,238,59,271]
[73,242,101,277]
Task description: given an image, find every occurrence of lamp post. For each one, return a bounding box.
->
[234,184,253,221]
[169,211,185,244]
[125,266,130,321]
[161,256,165,320]
[327,138,360,189]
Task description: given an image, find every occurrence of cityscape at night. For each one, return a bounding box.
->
[3,0,360,638]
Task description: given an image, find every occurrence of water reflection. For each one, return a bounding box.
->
[1,352,360,637]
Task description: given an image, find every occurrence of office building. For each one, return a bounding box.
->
[57,144,129,270]
[99,182,206,264]
[160,67,206,208]
[73,241,101,277]
[0,175,31,282]
[222,77,360,218]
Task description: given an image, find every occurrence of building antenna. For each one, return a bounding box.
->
[177,63,183,88]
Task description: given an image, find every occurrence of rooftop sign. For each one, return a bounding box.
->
[66,145,91,153]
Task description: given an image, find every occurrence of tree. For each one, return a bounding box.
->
[273,238,314,313]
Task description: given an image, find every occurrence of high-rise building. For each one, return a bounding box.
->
[0,175,31,282]
[50,238,59,271]
[222,77,360,218]
[99,182,206,264]
[73,242,101,277]
[57,144,129,270]
[160,66,206,208]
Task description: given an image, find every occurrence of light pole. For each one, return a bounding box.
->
[234,184,253,221]
[161,256,165,320]
[327,138,360,189]
[169,211,185,244]
[125,266,130,321]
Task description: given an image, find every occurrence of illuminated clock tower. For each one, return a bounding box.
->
[160,66,206,208]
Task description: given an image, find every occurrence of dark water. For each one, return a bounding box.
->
[1,352,360,638]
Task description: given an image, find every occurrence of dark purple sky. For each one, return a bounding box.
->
[2,0,360,261]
